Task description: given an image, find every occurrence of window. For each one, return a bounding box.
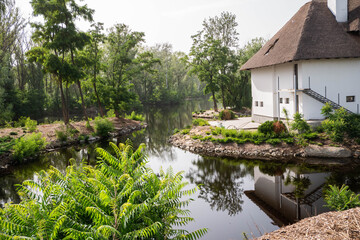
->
[255,101,258,107]
[285,98,290,104]
[346,96,355,102]
[260,102,263,107]
[279,98,283,104]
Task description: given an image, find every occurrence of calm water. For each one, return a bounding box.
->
[1,99,360,239]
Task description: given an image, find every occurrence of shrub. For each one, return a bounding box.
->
[86,118,92,130]
[266,138,282,146]
[94,117,114,137]
[25,117,37,132]
[55,129,68,142]
[9,132,18,136]
[258,121,274,135]
[173,128,180,134]
[14,116,28,128]
[219,110,236,120]
[125,111,145,121]
[12,133,47,162]
[180,129,190,135]
[0,136,16,155]
[291,113,311,133]
[106,109,116,118]
[0,142,208,239]
[192,118,210,126]
[273,121,287,134]
[78,134,89,142]
[325,184,360,211]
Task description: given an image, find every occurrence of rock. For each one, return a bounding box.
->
[304,145,352,158]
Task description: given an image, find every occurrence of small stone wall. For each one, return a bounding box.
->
[169,131,359,166]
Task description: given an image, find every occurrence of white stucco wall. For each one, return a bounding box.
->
[276,63,296,119]
[251,58,360,121]
[300,59,360,119]
[251,66,276,118]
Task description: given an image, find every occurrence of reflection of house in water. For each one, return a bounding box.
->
[245,167,330,226]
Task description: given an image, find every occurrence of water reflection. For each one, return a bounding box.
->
[244,164,360,226]
[187,157,254,216]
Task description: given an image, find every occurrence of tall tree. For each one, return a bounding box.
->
[202,12,239,109]
[189,37,223,111]
[189,12,239,110]
[101,23,144,117]
[87,22,105,116]
[26,0,93,124]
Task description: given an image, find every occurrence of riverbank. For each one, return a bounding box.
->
[0,117,145,173]
[257,207,360,240]
[169,125,360,165]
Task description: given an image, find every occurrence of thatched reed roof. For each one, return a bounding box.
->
[241,0,360,70]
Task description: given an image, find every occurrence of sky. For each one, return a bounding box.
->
[15,0,310,53]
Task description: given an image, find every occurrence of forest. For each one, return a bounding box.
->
[0,0,264,125]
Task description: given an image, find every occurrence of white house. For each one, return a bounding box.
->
[241,0,360,122]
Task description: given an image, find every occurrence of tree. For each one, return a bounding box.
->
[26,0,94,124]
[189,12,240,110]
[86,22,106,116]
[189,36,223,111]
[101,24,145,117]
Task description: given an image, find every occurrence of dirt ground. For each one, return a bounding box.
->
[0,117,141,143]
[257,207,360,240]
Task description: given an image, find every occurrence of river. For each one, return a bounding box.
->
[1,99,360,239]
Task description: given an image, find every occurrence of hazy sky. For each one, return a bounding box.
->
[16,0,310,53]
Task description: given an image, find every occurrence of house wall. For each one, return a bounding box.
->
[276,63,296,119]
[300,58,360,119]
[251,66,276,121]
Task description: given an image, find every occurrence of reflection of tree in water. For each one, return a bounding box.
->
[117,100,212,162]
[187,157,254,216]
[325,166,360,193]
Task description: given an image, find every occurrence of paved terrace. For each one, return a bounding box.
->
[209,117,260,130]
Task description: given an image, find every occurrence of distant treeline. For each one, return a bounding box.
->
[0,0,263,125]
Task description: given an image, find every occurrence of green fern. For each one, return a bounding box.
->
[0,141,207,239]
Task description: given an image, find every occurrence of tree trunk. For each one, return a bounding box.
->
[93,82,104,117]
[76,79,88,120]
[212,91,218,112]
[221,84,226,109]
[59,80,69,124]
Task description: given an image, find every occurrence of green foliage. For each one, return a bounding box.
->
[106,109,116,118]
[14,116,28,128]
[258,121,274,135]
[0,136,16,155]
[173,128,180,134]
[12,133,47,162]
[125,111,145,121]
[266,138,282,146]
[321,102,333,118]
[321,105,360,142]
[55,129,68,142]
[180,129,190,135]
[325,185,360,211]
[25,117,37,132]
[86,119,92,130]
[219,109,236,120]
[9,131,17,135]
[192,118,210,126]
[78,134,89,142]
[0,141,207,239]
[291,113,311,134]
[94,117,114,137]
